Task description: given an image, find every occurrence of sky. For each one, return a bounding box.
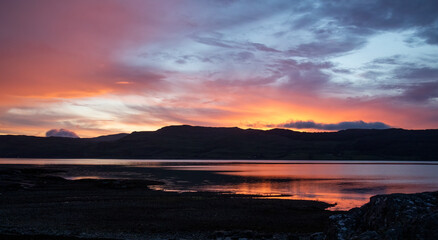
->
[1,0,438,137]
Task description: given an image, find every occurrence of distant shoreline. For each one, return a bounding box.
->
[2,126,438,160]
[2,158,438,164]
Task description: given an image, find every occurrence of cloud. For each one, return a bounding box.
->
[279,120,391,130]
[46,129,80,138]
[318,0,438,44]
[399,82,438,103]
[370,55,403,65]
[1,0,438,137]
[249,42,280,53]
[265,59,335,90]
[287,36,367,57]
[192,36,235,48]
[396,67,438,80]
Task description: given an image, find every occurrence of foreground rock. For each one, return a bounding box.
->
[328,191,438,240]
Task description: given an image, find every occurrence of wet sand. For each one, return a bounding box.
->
[0,165,337,239]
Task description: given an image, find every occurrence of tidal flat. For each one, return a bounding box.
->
[0,165,337,240]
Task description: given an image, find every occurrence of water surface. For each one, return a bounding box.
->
[1,159,437,210]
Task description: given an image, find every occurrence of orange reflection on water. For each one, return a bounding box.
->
[198,180,378,210]
[170,162,438,211]
[198,179,436,211]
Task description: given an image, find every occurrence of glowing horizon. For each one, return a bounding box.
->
[1,1,438,138]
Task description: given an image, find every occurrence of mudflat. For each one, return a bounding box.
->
[0,165,336,240]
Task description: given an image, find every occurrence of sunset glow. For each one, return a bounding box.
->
[1,1,438,137]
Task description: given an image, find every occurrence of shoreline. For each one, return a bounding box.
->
[0,165,337,240]
[1,165,437,239]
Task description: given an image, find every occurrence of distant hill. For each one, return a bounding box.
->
[1,125,438,160]
[85,133,129,142]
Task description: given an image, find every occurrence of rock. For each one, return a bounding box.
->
[310,232,325,240]
[327,191,438,240]
[384,228,401,240]
[352,230,379,240]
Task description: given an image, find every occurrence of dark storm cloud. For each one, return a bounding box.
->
[46,129,79,138]
[279,120,391,130]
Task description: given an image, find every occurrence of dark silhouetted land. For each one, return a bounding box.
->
[1,125,438,160]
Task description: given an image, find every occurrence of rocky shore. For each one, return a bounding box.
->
[327,191,438,240]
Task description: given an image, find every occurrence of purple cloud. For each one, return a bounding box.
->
[400,82,438,103]
[279,120,391,130]
[46,129,80,138]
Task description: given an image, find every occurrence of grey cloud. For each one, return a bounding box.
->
[419,25,438,44]
[171,54,220,64]
[399,82,438,102]
[396,67,438,80]
[233,51,255,62]
[332,68,353,74]
[270,59,334,90]
[319,1,438,40]
[287,36,367,57]
[193,36,280,54]
[279,120,391,130]
[371,55,403,65]
[360,71,382,80]
[391,66,438,102]
[209,75,282,87]
[46,129,79,138]
[282,0,438,62]
[271,59,334,71]
[249,42,280,52]
[175,59,186,64]
[287,70,330,89]
[192,36,234,48]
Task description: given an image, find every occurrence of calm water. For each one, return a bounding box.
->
[1,159,438,210]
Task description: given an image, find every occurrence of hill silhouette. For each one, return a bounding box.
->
[1,125,438,160]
